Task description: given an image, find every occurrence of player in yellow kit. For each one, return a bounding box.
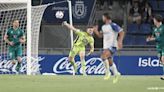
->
[63,21,94,76]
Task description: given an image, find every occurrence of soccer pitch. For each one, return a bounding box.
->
[0,75,163,92]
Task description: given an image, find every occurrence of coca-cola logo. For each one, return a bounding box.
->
[52,57,105,75]
[0,56,44,74]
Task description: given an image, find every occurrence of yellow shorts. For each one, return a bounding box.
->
[69,46,85,57]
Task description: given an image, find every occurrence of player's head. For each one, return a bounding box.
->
[12,20,19,28]
[102,13,111,23]
[86,26,94,35]
[153,14,163,26]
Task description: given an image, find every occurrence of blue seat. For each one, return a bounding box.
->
[127,24,139,34]
[158,1,164,10]
[149,0,158,10]
[123,34,136,45]
[135,36,147,45]
[149,0,164,11]
[124,34,148,45]
[140,23,152,34]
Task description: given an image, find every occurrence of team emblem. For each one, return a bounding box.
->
[73,1,87,19]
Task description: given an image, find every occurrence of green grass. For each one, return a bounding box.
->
[0,75,164,92]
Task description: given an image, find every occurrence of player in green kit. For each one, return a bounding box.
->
[4,20,26,72]
[146,14,164,80]
[62,21,94,76]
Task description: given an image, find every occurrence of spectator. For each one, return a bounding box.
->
[99,0,113,10]
[141,2,152,23]
[129,1,142,24]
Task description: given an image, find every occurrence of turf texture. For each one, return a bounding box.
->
[0,75,164,92]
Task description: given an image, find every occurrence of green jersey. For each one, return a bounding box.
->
[74,29,94,47]
[153,24,164,49]
[6,27,24,46]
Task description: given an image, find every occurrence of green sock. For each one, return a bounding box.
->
[16,62,21,71]
[70,60,77,72]
[70,60,75,67]
[81,60,86,74]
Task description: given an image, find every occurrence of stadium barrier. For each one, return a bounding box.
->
[0,55,163,75]
[39,55,163,75]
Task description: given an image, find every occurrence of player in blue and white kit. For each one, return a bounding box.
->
[93,13,124,83]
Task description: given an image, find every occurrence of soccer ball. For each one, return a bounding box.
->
[55,11,64,19]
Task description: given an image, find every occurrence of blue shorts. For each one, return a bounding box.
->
[103,47,117,55]
[108,47,117,55]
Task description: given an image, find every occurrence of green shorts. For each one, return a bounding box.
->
[8,45,23,60]
[69,45,85,57]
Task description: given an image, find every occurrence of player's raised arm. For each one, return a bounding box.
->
[93,25,103,38]
[62,21,78,32]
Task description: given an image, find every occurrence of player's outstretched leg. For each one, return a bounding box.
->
[110,62,120,83]
[79,51,87,76]
[68,57,77,75]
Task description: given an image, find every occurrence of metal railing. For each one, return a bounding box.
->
[38,47,157,55]
[88,0,97,26]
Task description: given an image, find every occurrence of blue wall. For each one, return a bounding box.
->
[39,55,163,75]
[0,55,163,75]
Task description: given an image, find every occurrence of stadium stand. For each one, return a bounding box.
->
[124,0,164,46]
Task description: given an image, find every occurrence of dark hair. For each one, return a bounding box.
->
[103,13,111,20]
[153,14,163,22]
[87,26,93,28]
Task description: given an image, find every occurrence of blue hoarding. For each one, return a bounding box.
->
[0,55,163,75]
[39,55,163,75]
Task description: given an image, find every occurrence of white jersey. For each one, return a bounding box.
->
[101,23,122,49]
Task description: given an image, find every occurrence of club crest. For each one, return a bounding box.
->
[73,1,87,19]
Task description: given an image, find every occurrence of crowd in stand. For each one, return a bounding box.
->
[128,0,152,24]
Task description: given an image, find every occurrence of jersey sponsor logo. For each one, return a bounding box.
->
[138,57,163,67]
[73,1,87,19]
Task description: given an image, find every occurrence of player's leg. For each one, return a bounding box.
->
[108,58,120,83]
[160,50,164,80]
[8,47,16,64]
[109,59,119,75]
[68,47,78,74]
[15,46,23,72]
[8,47,18,72]
[108,47,120,83]
[101,49,111,80]
[79,50,86,76]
